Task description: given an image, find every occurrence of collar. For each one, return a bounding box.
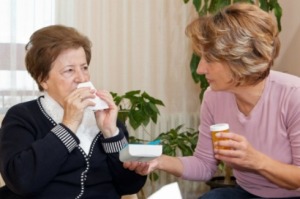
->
[40,92,100,154]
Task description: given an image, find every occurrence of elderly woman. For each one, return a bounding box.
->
[124,3,300,199]
[0,25,146,199]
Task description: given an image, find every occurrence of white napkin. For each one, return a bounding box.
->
[77,81,109,111]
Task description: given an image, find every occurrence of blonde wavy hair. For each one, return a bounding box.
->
[186,3,280,86]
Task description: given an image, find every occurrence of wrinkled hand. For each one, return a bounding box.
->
[94,90,118,138]
[214,132,264,171]
[123,159,159,176]
[62,87,95,133]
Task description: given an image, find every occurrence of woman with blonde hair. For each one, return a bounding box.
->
[125,3,300,199]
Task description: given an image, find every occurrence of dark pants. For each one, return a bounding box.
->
[199,186,300,199]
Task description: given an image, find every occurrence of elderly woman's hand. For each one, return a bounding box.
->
[62,87,95,133]
[94,90,119,138]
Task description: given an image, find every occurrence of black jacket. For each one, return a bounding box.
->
[0,97,146,199]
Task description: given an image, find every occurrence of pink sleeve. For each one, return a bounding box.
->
[179,90,218,181]
[285,88,300,166]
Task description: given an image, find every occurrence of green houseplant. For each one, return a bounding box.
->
[111,90,164,199]
[111,90,198,157]
[149,125,198,181]
[112,90,199,198]
[111,90,164,140]
[183,0,282,190]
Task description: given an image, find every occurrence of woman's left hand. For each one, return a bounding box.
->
[94,90,119,138]
[213,132,264,171]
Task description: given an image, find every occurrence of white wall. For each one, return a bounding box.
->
[275,0,300,76]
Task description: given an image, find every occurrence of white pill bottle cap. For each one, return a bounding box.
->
[210,123,229,131]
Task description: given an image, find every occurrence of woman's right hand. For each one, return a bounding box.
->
[123,158,159,176]
[62,87,95,133]
[124,155,184,177]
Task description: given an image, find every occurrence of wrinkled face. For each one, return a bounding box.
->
[197,57,234,91]
[40,47,90,106]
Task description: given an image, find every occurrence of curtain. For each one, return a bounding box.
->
[1,0,201,133]
[0,0,55,114]
[55,0,201,136]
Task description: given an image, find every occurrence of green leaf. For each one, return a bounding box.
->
[208,0,231,14]
[183,0,190,3]
[270,0,282,32]
[148,103,160,114]
[199,74,209,101]
[141,91,165,106]
[150,113,158,124]
[190,53,201,83]
[124,90,141,97]
[128,96,140,106]
[141,91,152,101]
[110,92,117,98]
[199,0,210,15]
[179,144,194,156]
[174,124,184,131]
[142,116,150,127]
[132,109,146,124]
[128,111,142,130]
[259,0,269,12]
[114,96,123,106]
[234,0,253,3]
[193,0,202,12]
[153,99,164,106]
[143,103,155,116]
[163,145,175,156]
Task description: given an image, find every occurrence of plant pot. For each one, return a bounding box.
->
[206,176,236,190]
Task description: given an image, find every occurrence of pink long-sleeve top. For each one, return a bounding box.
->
[179,70,300,198]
